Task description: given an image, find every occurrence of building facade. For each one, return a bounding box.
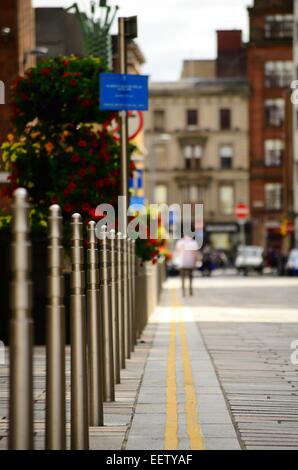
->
[0,0,35,197]
[0,0,35,144]
[248,0,294,253]
[144,78,250,255]
[144,32,250,255]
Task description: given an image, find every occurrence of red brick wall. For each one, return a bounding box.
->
[248,2,293,249]
[0,0,35,145]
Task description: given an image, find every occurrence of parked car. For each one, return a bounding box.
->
[235,246,264,275]
[285,249,298,276]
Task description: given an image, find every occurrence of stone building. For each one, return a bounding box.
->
[144,32,250,255]
[247,0,294,252]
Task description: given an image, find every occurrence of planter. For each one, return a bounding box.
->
[0,232,71,345]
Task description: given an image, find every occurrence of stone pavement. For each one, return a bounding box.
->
[1,274,298,450]
[185,275,298,450]
[0,322,157,450]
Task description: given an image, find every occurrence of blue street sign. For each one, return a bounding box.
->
[99,73,149,111]
[130,196,145,206]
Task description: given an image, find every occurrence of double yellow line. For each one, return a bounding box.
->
[164,290,204,450]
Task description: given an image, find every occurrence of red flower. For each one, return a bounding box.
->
[63,72,71,78]
[70,78,77,87]
[130,161,137,172]
[64,203,75,213]
[63,60,70,66]
[96,179,104,189]
[88,165,96,175]
[71,154,80,163]
[51,196,59,204]
[64,182,77,195]
[75,72,82,77]
[41,67,52,76]
[79,139,87,148]
[82,202,91,212]
[81,99,92,108]
[78,168,86,177]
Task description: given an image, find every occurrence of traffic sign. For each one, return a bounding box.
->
[106,111,144,141]
[99,73,149,111]
[235,203,249,220]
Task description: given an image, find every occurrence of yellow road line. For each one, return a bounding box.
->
[164,310,178,450]
[165,289,204,450]
[178,318,205,450]
[174,290,205,450]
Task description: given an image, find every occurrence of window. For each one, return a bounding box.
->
[219,185,234,215]
[186,109,198,127]
[155,184,167,204]
[265,99,285,128]
[153,109,165,132]
[219,145,233,169]
[155,143,167,164]
[265,140,284,166]
[220,108,231,130]
[264,15,293,39]
[182,185,203,203]
[265,183,282,211]
[265,61,293,88]
[184,144,203,169]
[189,185,199,203]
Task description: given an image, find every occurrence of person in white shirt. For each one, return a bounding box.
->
[175,235,200,296]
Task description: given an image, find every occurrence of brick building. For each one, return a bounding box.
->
[247,0,294,252]
[0,0,35,145]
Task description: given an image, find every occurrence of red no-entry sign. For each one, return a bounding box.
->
[235,203,249,220]
[106,111,144,141]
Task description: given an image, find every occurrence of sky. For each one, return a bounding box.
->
[33,0,254,81]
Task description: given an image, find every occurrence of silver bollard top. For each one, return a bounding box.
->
[87,220,96,244]
[71,213,83,240]
[48,204,62,239]
[110,229,116,239]
[13,187,28,202]
[11,187,30,234]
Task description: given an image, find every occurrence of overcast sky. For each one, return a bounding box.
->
[33,0,254,81]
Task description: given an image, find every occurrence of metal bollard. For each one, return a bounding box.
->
[70,213,89,450]
[46,205,66,450]
[131,240,137,346]
[87,221,103,426]
[127,238,134,353]
[110,230,120,384]
[122,235,131,359]
[117,232,125,369]
[99,226,115,401]
[9,188,33,450]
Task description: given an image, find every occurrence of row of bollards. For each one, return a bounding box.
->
[8,188,165,450]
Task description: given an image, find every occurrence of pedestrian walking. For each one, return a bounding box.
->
[175,234,200,296]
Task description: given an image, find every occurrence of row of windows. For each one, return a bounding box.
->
[264,15,293,39]
[155,182,283,213]
[152,94,287,135]
[153,108,232,132]
[154,183,235,215]
[183,144,233,170]
[264,61,293,88]
[182,140,284,170]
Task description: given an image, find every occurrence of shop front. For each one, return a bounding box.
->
[204,222,240,258]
